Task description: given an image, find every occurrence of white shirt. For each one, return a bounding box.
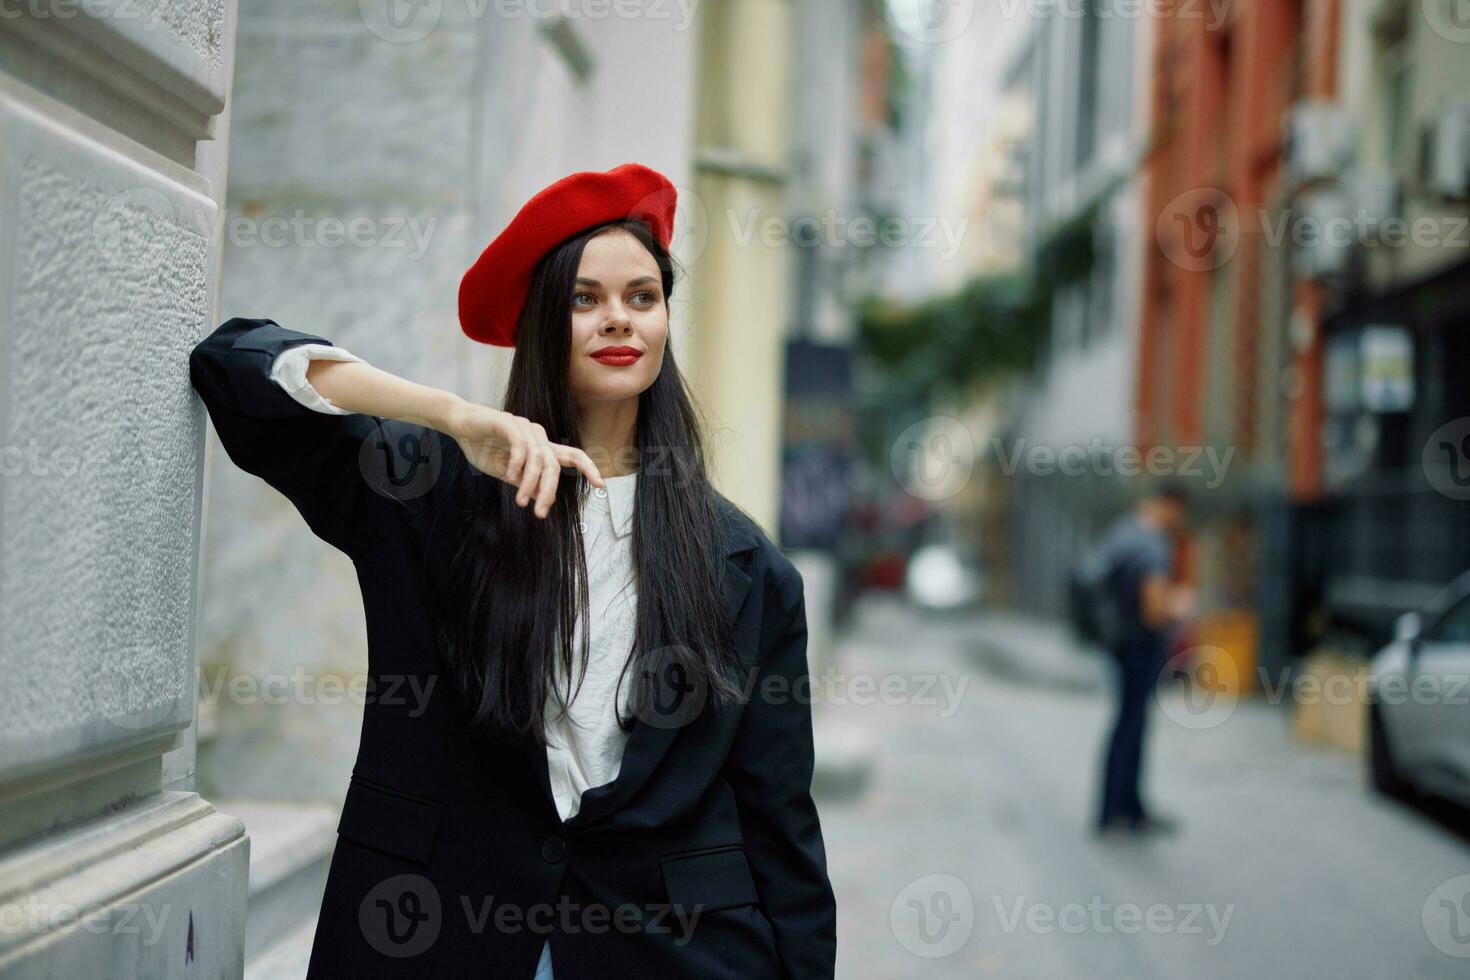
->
[270,343,638,823]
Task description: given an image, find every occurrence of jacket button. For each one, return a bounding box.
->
[541,836,567,864]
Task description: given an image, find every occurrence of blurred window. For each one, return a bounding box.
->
[1074,0,1101,168]
[1378,38,1411,174]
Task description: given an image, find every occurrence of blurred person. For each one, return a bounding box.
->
[1093,481,1195,837]
[190,165,836,979]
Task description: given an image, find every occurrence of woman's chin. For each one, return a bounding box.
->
[576,379,652,405]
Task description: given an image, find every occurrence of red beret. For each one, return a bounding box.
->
[458,162,678,347]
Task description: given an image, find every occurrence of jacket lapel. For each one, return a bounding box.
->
[558,507,759,828]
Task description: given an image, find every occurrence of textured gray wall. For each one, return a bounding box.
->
[1,106,209,767]
[0,1,249,975]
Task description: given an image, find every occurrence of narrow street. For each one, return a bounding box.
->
[818,596,1470,979]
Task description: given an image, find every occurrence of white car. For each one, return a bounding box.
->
[904,543,982,611]
[1368,570,1470,807]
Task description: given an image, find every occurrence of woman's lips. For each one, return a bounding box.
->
[590,347,643,366]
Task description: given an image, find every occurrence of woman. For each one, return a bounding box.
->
[189,163,836,979]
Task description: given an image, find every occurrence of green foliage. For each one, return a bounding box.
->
[855,194,1105,410]
[856,273,1037,399]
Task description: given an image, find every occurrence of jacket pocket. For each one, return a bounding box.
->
[659,844,761,913]
[336,774,447,865]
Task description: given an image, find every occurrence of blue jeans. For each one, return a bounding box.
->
[532,938,555,979]
[1097,636,1166,826]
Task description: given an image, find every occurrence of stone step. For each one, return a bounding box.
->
[222,800,336,969]
[243,912,318,980]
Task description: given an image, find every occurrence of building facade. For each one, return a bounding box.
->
[998,3,1156,618]
[0,2,249,975]
[1141,0,1470,674]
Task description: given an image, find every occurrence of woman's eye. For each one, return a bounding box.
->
[574,289,656,309]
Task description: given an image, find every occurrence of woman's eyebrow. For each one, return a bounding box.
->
[575,276,659,288]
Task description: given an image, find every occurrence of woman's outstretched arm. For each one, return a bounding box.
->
[299,349,603,514]
[189,317,603,558]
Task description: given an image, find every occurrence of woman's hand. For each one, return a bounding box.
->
[446,401,604,518]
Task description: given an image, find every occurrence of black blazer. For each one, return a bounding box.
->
[189,318,837,979]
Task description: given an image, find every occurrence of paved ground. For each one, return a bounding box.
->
[817,595,1470,979]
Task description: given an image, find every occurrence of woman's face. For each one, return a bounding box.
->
[566,228,668,407]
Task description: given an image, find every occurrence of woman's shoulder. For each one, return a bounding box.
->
[711,492,803,601]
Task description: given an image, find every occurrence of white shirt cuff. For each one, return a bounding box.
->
[269,344,366,416]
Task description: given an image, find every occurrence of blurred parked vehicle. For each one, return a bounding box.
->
[904,543,982,611]
[1368,569,1470,807]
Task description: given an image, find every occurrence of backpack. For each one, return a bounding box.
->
[1067,543,1125,655]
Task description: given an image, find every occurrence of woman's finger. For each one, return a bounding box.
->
[503,430,526,484]
[513,418,539,497]
[532,446,560,518]
[554,445,605,487]
[516,427,544,505]
[501,413,535,484]
[517,453,544,507]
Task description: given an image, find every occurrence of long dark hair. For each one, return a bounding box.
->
[431,218,746,745]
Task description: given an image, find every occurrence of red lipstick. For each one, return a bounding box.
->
[590,346,643,366]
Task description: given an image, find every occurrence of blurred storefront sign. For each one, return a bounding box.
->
[779,339,855,551]
[1359,325,1414,413]
[1323,323,1415,485]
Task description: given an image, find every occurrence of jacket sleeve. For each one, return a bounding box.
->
[189,316,458,560]
[721,566,837,979]
[269,343,366,415]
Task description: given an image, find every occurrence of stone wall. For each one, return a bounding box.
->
[0,2,249,976]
